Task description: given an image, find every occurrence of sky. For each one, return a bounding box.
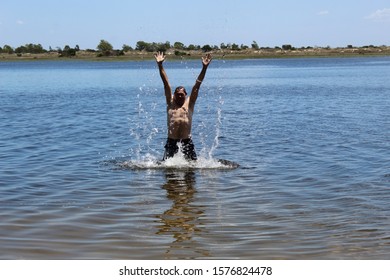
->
[1,0,390,50]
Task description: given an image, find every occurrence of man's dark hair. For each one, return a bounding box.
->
[174,86,187,95]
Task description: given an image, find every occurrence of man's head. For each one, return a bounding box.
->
[173,86,187,107]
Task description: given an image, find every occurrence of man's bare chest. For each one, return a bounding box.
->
[168,105,192,120]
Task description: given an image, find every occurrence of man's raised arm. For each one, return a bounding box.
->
[189,54,212,107]
[154,52,172,104]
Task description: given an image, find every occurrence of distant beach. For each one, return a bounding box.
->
[1,45,390,61]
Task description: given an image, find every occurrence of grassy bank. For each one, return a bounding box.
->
[2,46,390,61]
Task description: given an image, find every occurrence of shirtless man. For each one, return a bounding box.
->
[154,51,212,161]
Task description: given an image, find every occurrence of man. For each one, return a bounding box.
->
[154,51,212,161]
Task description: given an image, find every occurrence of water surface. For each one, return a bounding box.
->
[1,57,389,259]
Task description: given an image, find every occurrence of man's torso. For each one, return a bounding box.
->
[167,100,193,139]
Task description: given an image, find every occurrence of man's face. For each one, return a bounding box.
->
[174,88,186,106]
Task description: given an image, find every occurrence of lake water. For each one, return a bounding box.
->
[1,57,390,259]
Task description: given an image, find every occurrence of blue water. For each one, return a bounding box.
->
[1,57,390,259]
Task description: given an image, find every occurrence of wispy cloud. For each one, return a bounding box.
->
[317,10,329,16]
[365,8,390,21]
[16,20,24,25]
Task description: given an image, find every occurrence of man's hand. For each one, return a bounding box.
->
[202,53,212,67]
[154,51,166,64]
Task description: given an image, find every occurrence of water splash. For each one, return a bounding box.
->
[207,95,224,158]
[125,65,232,170]
[118,150,238,170]
[198,88,225,160]
[129,86,162,159]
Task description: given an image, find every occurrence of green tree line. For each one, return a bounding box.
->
[0,40,264,56]
[1,40,382,57]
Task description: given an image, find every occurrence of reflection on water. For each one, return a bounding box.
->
[155,171,211,258]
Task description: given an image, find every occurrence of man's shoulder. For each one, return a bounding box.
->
[167,101,175,109]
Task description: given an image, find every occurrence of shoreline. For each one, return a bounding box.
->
[1,46,390,62]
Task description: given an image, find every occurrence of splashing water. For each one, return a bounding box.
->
[205,95,224,159]
[123,66,236,170]
[129,86,162,159]
[119,150,237,170]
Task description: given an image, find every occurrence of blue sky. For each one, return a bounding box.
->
[1,0,390,49]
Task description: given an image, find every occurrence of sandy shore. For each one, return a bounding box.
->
[1,46,390,61]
